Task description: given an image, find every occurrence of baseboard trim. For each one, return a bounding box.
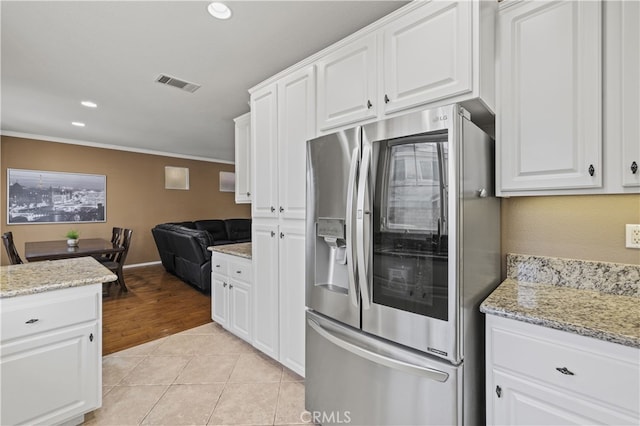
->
[124,261,162,269]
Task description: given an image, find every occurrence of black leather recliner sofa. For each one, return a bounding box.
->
[151,219,251,292]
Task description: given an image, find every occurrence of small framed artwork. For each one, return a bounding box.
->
[219,171,235,192]
[7,168,106,224]
[165,166,189,190]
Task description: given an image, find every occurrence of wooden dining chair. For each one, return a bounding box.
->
[95,227,124,262]
[99,228,133,292]
[2,232,24,265]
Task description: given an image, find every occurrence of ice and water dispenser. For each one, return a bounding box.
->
[314,218,349,294]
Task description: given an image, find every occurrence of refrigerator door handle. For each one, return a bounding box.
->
[356,142,372,309]
[308,318,449,383]
[345,145,360,308]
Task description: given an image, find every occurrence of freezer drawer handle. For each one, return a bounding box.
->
[307,319,449,383]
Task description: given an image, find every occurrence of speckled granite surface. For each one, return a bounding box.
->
[481,254,640,348]
[208,242,252,259]
[0,257,117,298]
[507,253,640,297]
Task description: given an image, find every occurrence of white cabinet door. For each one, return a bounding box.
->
[491,370,637,425]
[317,34,377,131]
[278,222,306,377]
[212,275,228,328]
[382,1,472,115]
[252,222,280,359]
[234,112,252,203]
[251,84,278,218]
[278,66,315,221]
[0,323,100,426]
[498,0,602,193]
[229,279,251,343]
[621,1,640,187]
[486,315,640,425]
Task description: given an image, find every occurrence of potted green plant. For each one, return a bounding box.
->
[66,229,80,247]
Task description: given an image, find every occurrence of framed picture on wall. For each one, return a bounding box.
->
[7,168,107,224]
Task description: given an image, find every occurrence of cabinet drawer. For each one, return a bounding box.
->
[1,288,99,342]
[491,324,640,413]
[230,260,251,284]
[212,257,228,276]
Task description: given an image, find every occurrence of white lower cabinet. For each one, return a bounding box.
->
[277,222,306,376]
[252,220,306,377]
[211,252,252,343]
[0,284,102,426]
[486,315,639,425]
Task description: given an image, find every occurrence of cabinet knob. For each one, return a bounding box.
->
[215,264,221,268]
[270,206,275,213]
[223,282,227,287]
[280,232,284,239]
[555,367,575,376]
[631,161,638,174]
[89,333,94,342]
[229,284,234,289]
[495,385,502,398]
[236,270,242,274]
[279,206,284,213]
[384,94,390,104]
[367,100,373,109]
[246,191,251,196]
[588,164,595,177]
[270,231,275,237]
[25,318,39,324]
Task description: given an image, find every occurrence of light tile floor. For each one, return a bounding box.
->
[84,322,310,426]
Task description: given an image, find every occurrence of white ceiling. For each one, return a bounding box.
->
[1,1,407,163]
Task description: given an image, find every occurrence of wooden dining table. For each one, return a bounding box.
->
[25,238,124,262]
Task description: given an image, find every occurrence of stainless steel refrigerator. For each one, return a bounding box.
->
[305,104,500,425]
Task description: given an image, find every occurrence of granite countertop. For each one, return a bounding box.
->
[208,242,252,259]
[0,257,117,298]
[481,254,640,349]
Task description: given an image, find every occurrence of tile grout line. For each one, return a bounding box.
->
[205,350,242,425]
[135,350,194,425]
[272,368,285,426]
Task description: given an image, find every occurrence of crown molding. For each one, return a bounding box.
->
[0,131,235,165]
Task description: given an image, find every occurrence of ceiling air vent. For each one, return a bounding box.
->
[155,74,201,93]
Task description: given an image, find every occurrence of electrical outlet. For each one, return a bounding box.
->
[626,224,640,249]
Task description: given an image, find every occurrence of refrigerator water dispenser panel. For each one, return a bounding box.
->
[315,218,349,290]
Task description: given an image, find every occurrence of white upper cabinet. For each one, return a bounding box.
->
[497,0,602,194]
[234,112,251,204]
[316,35,377,131]
[251,84,278,218]
[621,1,640,187]
[315,1,495,135]
[278,66,316,220]
[382,1,472,115]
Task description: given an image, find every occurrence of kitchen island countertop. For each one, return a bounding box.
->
[0,257,117,298]
[208,242,251,259]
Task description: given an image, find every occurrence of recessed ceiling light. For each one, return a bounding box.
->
[207,2,231,20]
[81,101,97,108]
[71,122,85,127]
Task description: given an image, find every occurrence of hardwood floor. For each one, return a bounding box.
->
[102,264,212,355]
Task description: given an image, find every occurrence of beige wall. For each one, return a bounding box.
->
[1,136,250,266]
[501,194,640,275]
